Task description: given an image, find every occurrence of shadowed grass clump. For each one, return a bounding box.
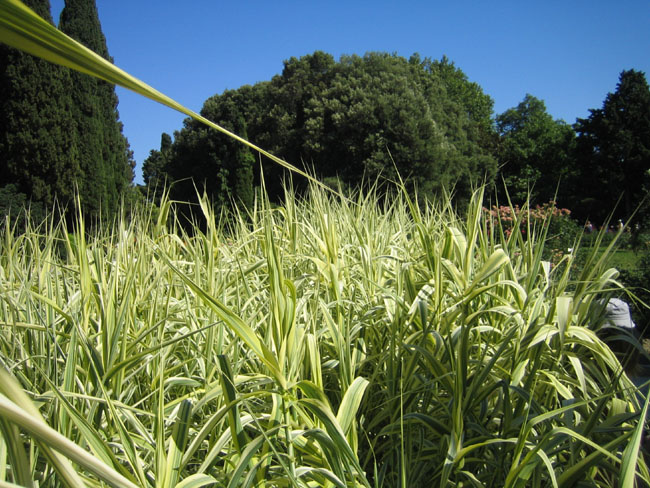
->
[0,182,648,487]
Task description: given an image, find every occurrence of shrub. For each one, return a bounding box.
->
[483,200,581,262]
[618,251,650,336]
[0,183,46,231]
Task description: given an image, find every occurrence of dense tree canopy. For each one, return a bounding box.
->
[167,91,257,214]
[573,70,650,224]
[162,51,498,207]
[0,0,80,213]
[0,0,133,222]
[147,56,649,232]
[59,0,134,220]
[496,94,576,204]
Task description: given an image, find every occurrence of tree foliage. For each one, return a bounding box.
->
[58,0,134,220]
[0,0,133,222]
[167,90,257,215]
[0,0,80,214]
[496,94,576,203]
[573,70,650,223]
[162,51,498,207]
[0,183,45,230]
[142,132,171,202]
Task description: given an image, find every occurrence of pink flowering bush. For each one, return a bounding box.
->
[483,201,579,261]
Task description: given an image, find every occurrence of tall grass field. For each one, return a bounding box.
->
[0,183,648,487]
[1,2,650,486]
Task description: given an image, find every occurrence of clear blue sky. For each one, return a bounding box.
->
[48,0,650,185]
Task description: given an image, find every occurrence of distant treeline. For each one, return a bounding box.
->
[146,52,498,213]
[1,2,648,228]
[146,51,649,226]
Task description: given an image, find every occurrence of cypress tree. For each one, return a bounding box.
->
[59,0,133,220]
[573,70,650,223]
[142,132,172,203]
[0,0,80,215]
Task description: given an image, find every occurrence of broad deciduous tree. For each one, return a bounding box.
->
[162,51,498,207]
[496,94,576,204]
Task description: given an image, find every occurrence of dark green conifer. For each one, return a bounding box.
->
[573,70,650,223]
[0,0,80,215]
[142,132,172,203]
[59,0,134,220]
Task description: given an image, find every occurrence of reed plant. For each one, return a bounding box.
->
[1,2,649,485]
[0,182,647,487]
